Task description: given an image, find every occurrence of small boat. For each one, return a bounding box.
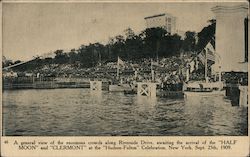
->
[157,90,184,98]
[183,41,226,98]
[183,82,225,98]
[157,83,184,98]
[184,90,225,97]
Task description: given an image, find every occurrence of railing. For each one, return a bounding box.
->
[2,77,91,90]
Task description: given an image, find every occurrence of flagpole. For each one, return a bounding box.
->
[214,51,222,84]
[151,59,154,81]
[219,65,221,83]
[117,66,119,78]
[205,49,208,83]
[218,55,222,85]
[99,51,101,66]
[117,57,119,79]
[186,67,189,82]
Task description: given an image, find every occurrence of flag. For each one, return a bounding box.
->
[207,49,215,62]
[197,41,215,65]
[205,42,214,53]
[198,51,205,64]
[205,42,215,62]
[189,60,195,73]
[117,57,125,66]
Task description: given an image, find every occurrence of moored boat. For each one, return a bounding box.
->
[183,82,225,98]
[183,40,226,98]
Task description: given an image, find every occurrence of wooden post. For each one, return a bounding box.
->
[218,66,222,83]
[137,82,156,98]
[90,81,102,91]
[239,86,248,107]
[186,68,189,82]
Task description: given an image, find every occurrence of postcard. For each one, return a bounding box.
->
[1,0,249,156]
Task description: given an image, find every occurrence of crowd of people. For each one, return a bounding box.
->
[3,54,248,86]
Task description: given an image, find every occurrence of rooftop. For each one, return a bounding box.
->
[144,13,166,19]
[144,12,175,20]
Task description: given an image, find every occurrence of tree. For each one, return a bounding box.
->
[159,33,182,57]
[10,19,217,70]
[2,60,13,67]
[141,27,168,58]
[125,34,143,60]
[124,27,135,40]
[54,50,69,64]
[196,19,216,51]
[182,31,196,53]
[92,42,105,64]
[68,49,78,64]
[77,42,106,67]
[111,35,126,59]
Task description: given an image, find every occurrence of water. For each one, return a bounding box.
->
[2,88,248,136]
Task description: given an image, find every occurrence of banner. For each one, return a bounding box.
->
[117,57,125,66]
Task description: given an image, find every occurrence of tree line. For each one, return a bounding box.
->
[3,19,215,69]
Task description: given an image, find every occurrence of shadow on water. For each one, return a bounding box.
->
[89,90,103,104]
[135,96,157,106]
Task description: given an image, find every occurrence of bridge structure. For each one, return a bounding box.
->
[3,52,55,70]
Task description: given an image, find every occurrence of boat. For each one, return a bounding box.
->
[157,82,184,98]
[157,89,184,98]
[183,81,225,97]
[183,41,225,98]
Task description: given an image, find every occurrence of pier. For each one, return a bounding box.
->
[137,82,157,98]
[239,86,248,107]
[3,77,90,90]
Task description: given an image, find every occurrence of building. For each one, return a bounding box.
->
[211,4,248,72]
[144,13,177,35]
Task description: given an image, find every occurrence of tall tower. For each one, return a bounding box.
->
[211,4,248,72]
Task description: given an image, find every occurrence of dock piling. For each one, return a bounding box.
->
[90,81,102,91]
[137,82,156,97]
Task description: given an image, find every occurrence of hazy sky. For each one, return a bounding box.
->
[2,2,244,61]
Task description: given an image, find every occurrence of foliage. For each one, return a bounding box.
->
[5,20,216,70]
[196,19,216,51]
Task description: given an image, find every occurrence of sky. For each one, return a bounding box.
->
[2,2,244,61]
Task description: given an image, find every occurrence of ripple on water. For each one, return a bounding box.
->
[2,89,248,136]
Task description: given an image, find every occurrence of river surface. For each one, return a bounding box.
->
[2,88,248,136]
